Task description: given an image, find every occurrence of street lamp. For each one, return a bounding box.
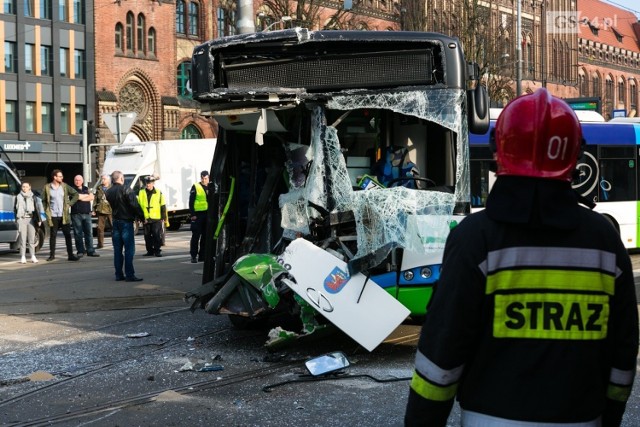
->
[531,0,547,88]
[516,0,522,96]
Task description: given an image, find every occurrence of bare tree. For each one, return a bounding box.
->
[396,0,426,31]
[454,0,515,104]
[258,0,377,30]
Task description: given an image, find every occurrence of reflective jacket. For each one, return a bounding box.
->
[138,188,165,221]
[189,183,208,214]
[405,177,638,427]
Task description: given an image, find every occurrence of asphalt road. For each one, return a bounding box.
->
[0,229,638,426]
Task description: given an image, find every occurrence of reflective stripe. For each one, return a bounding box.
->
[485,247,617,277]
[609,367,634,386]
[410,371,457,402]
[461,410,601,427]
[493,293,609,340]
[607,384,632,402]
[486,269,615,295]
[414,350,463,385]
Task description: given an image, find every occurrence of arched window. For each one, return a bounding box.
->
[188,1,199,36]
[217,7,236,37]
[524,34,533,78]
[115,23,123,53]
[176,0,185,34]
[147,28,156,57]
[592,72,600,98]
[578,68,589,96]
[126,12,134,52]
[629,79,637,110]
[137,14,145,53]
[605,75,614,106]
[579,69,588,96]
[177,61,191,97]
[552,40,558,80]
[617,77,626,104]
[564,42,570,81]
[181,124,202,139]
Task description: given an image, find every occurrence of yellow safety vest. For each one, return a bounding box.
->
[194,183,208,212]
[138,189,165,220]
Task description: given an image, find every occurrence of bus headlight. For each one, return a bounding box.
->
[403,271,414,281]
[420,267,432,279]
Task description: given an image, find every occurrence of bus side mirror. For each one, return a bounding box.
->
[468,84,490,134]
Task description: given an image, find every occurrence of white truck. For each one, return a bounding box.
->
[101,138,217,230]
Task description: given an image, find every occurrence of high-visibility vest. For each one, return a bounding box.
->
[193,183,208,212]
[138,189,165,220]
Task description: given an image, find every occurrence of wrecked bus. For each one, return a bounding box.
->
[186,29,489,349]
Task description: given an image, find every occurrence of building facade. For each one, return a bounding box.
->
[577,0,640,119]
[2,0,638,187]
[1,0,95,186]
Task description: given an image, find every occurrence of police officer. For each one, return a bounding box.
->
[189,170,209,263]
[138,175,168,257]
[405,89,638,427]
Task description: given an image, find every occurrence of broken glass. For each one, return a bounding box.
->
[279,89,469,268]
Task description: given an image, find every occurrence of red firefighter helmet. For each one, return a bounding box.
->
[494,88,583,182]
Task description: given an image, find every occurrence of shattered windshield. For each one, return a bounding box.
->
[279,89,469,269]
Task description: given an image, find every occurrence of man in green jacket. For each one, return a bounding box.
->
[42,169,80,261]
[93,173,112,249]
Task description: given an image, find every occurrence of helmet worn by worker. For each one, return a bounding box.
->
[493,88,583,182]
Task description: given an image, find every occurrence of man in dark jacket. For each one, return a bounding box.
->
[188,170,209,263]
[106,170,144,282]
[71,175,99,258]
[405,89,638,427]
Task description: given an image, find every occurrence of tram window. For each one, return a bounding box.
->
[598,159,636,202]
[599,146,635,159]
[470,147,493,208]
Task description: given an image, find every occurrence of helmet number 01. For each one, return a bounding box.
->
[547,136,569,160]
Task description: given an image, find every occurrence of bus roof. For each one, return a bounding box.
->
[488,108,605,122]
[469,121,640,146]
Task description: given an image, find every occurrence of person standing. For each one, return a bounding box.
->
[14,182,42,264]
[137,175,169,257]
[106,170,143,282]
[405,89,638,427]
[71,175,99,258]
[93,173,112,249]
[189,170,209,263]
[42,169,79,262]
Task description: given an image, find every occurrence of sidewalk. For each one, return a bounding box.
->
[0,230,203,315]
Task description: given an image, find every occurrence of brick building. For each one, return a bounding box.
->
[577,0,640,119]
[1,0,96,185]
[3,0,637,186]
[92,0,219,178]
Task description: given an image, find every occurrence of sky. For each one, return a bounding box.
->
[601,0,640,17]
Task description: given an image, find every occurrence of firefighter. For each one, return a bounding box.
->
[405,88,638,427]
[138,175,168,257]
